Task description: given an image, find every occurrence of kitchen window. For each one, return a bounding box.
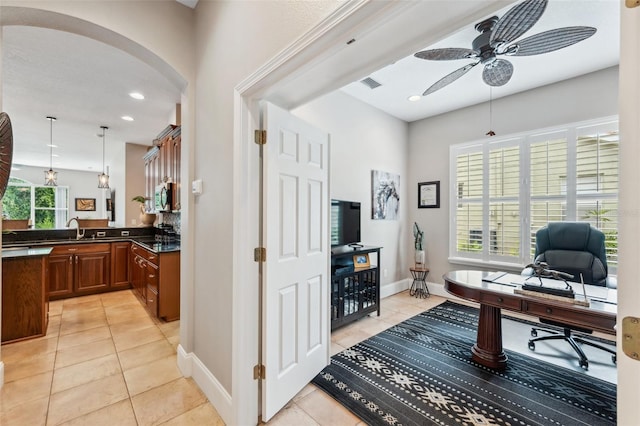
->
[2,178,69,229]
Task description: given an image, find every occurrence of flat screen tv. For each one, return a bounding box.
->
[330,199,361,247]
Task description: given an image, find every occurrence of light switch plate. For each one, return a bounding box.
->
[192,179,203,195]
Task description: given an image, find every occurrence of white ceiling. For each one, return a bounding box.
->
[341,0,620,122]
[1,0,619,177]
[2,25,182,174]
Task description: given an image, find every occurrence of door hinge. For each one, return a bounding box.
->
[254,247,266,262]
[253,364,266,380]
[254,129,267,145]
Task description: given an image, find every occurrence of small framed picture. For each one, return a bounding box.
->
[75,198,96,211]
[353,253,370,268]
[418,181,440,209]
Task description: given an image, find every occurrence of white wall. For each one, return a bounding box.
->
[294,91,410,285]
[193,0,340,397]
[408,66,619,289]
[10,165,111,222]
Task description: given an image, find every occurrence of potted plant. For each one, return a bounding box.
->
[413,222,425,267]
[132,195,156,226]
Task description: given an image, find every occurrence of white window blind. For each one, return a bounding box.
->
[450,118,619,272]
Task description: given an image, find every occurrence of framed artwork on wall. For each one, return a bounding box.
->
[371,169,400,220]
[418,181,440,208]
[75,198,96,211]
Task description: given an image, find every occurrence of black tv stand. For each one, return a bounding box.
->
[330,245,382,330]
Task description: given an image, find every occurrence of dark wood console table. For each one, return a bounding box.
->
[443,270,617,370]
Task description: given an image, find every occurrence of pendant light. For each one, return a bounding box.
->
[98,125,110,189]
[44,116,58,186]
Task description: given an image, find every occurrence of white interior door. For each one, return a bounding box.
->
[262,102,330,421]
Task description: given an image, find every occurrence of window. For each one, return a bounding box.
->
[450,118,619,272]
[2,178,69,229]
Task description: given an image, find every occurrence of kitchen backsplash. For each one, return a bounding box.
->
[161,211,181,235]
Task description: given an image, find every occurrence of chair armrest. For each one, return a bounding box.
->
[606,275,617,289]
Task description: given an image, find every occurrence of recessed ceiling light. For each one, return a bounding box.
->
[129,92,145,100]
[52,154,60,158]
[47,144,58,148]
[408,95,421,102]
[122,116,134,121]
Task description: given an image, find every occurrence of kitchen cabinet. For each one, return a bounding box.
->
[111,242,130,290]
[130,243,180,321]
[2,248,51,344]
[48,243,111,300]
[144,124,181,210]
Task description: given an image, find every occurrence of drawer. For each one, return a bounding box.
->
[50,243,110,255]
[479,292,521,311]
[146,262,159,292]
[131,243,158,265]
[146,286,158,317]
[524,301,616,334]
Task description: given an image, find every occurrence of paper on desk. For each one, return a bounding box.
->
[495,273,616,303]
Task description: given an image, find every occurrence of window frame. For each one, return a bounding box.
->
[449,116,619,273]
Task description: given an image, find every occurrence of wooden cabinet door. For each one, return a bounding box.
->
[111,242,130,289]
[172,136,181,209]
[49,254,73,299]
[74,251,110,293]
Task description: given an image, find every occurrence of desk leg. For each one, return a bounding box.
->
[471,304,508,370]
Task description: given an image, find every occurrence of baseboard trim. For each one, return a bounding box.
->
[380,278,411,298]
[177,344,233,424]
[381,279,449,299]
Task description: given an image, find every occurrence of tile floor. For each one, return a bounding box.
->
[0,290,225,426]
[0,288,447,425]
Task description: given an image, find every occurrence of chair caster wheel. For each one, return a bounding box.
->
[579,359,589,370]
[612,354,617,364]
[528,341,535,351]
[531,329,538,337]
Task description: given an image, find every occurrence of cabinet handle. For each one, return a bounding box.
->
[546,308,552,314]
[75,257,78,264]
[148,274,155,279]
[67,248,78,252]
[497,297,503,303]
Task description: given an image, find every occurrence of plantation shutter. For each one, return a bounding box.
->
[455,150,483,255]
[576,123,619,269]
[489,144,520,259]
[529,136,567,257]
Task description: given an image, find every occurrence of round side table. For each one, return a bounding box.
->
[409,266,430,298]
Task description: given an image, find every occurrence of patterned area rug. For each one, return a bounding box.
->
[312,301,616,425]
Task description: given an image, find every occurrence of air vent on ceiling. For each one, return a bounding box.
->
[360,77,382,89]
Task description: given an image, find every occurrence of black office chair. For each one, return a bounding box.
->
[522,222,616,370]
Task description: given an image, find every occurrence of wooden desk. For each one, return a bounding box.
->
[443,270,617,370]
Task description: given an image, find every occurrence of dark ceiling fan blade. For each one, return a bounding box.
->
[415,48,477,61]
[482,59,514,86]
[423,62,478,96]
[491,0,547,45]
[510,26,597,56]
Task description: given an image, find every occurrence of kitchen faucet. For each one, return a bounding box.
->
[66,217,85,240]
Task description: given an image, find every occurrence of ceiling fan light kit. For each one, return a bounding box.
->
[415,0,597,96]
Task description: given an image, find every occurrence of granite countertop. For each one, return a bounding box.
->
[2,236,180,254]
[1,247,53,259]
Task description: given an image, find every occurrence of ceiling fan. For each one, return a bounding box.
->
[414,0,596,96]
